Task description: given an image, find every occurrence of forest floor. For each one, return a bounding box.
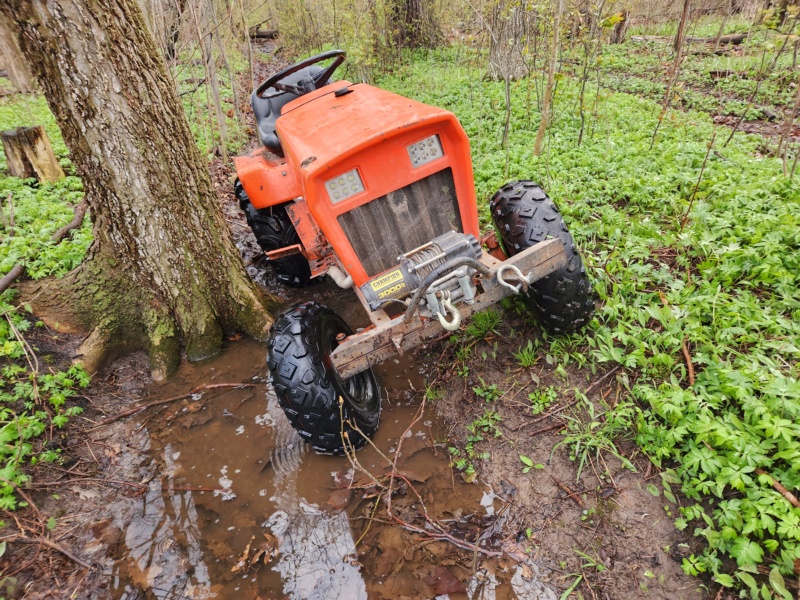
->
[2,28,799,600]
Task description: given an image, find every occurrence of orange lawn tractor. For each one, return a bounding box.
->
[233,51,595,455]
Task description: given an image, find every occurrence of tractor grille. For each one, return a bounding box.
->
[338,168,462,277]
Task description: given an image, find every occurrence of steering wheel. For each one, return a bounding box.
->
[255,50,346,99]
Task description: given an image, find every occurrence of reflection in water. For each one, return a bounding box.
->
[263,391,367,600]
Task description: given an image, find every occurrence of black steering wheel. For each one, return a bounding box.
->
[255,50,346,99]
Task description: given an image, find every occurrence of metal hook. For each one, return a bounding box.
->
[437,291,461,331]
[496,264,531,294]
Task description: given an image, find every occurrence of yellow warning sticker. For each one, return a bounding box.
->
[369,269,403,291]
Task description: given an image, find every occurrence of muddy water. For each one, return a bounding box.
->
[108,284,554,599]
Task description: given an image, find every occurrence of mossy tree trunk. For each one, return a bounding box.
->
[1,0,274,379]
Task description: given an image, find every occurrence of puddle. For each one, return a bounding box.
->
[106,284,557,599]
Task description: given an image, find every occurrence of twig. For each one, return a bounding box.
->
[680,130,716,232]
[179,78,206,96]
[551,476,585,507]
[4,534,92,569]
[89,382,256,428]
[681,337,695,385]
[527,422,566,437]
[756,468,800,508]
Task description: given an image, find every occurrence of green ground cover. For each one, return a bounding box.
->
[377,47,799,595]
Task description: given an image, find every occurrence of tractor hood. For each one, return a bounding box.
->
[276,82,460,180]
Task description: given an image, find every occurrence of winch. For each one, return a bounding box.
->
[360,231,482,312]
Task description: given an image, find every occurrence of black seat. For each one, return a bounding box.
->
[251,66,330,156]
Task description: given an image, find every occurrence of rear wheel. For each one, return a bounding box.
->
[267,302,382,455]
[235,179,313,287]
[490,180,594,334]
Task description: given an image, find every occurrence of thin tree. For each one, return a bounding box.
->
[1,0,274,379]
[534,0,565,157]
[650,0,691,149]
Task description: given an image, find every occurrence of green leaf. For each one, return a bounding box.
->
[714,573,734,588]
[47,517,56,531]
[519,455,534,467]
[769,567,792,599]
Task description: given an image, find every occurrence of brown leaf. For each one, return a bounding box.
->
[327,488,352,510]
[231,536,255,573]
[423,566,466,595]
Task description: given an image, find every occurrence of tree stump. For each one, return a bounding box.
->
[1,126,65,181]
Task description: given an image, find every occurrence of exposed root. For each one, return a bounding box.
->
[74,326,112,375]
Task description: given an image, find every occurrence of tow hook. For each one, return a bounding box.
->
[437,291,461,331]
[496,264,532,294]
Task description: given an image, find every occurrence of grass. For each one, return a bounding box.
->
[376,44,800,592]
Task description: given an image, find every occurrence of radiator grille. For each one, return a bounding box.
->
[338,168,462,277]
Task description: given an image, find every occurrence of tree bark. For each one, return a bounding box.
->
[1,126,65,181]
[1,0,274,379]
[0,12,34,93]
[388,0,441,49]
[488,3,530,81]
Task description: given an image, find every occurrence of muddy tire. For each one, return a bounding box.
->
[490,180,594,334]
[267,302,381,455]
[234,179,313,287]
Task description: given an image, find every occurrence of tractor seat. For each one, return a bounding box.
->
[251,66,330,156]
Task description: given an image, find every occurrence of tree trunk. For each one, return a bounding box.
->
[1,126,65,181]
[1,0,274,379]
[488,3,530,81]
[389,0,441,49]
[0,12,34,93]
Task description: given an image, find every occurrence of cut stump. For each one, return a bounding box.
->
[1,125,65,181]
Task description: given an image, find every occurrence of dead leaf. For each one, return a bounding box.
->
[423,566,466,595]
[327,488,352,510]
[71,486,99,501]
[231,536,255,573]
[103,444,121,458]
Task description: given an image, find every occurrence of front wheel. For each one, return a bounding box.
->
[490,181,595,334]
[267,302,382,455]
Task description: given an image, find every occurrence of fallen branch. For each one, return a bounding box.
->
[4,534,92,569]
[681,337,695,385]
[686,33,748,45]
[0,264,25,295]
[90,382,256,428]
[0,201,89,295]
[51,200,88,244]
[756,468,800,509]
[528,365,623,426]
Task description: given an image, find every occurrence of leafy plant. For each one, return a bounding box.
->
[528,385,558,416]
[473,377,501,403]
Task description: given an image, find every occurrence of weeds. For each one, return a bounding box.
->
[465,309,500,341]
[513,339,539,368]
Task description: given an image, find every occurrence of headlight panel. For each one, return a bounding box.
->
[407,134,444,168]
[325,169,365,204]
